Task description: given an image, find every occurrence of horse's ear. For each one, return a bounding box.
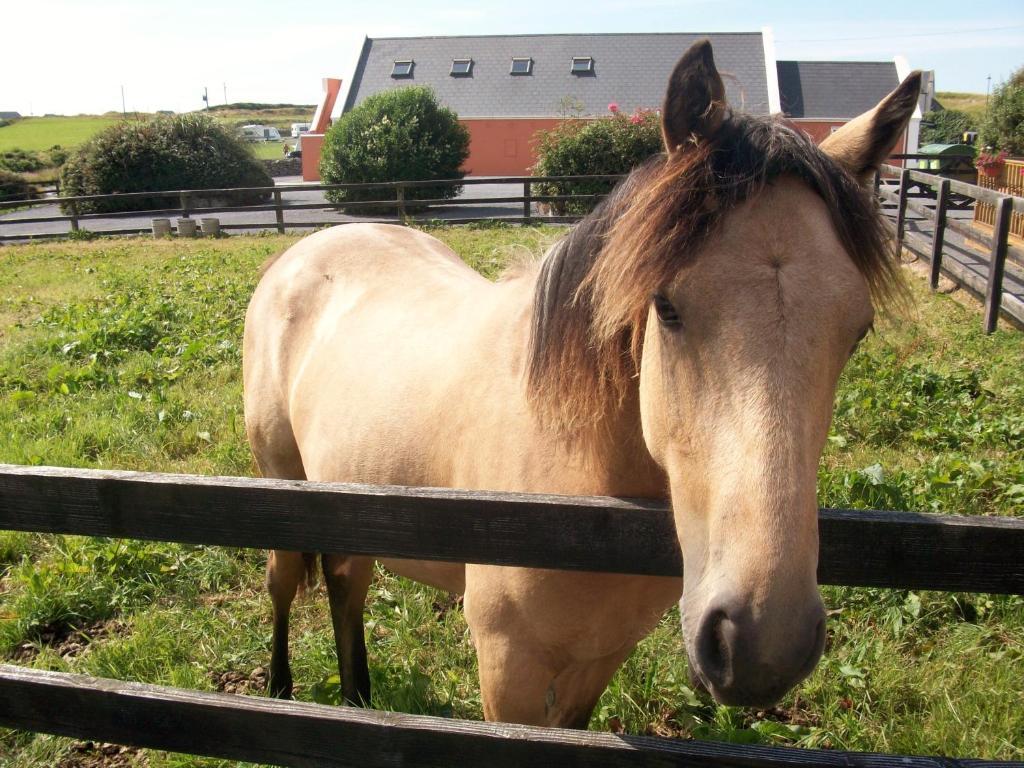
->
[820,71,922,183]
[662,40,727,152]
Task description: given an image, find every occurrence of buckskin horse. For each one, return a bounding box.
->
[244,40,920,726]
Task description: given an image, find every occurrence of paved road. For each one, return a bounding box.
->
[0,178,537,241]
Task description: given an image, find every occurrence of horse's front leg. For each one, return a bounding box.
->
[321,554,375,706]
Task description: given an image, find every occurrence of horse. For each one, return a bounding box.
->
[243,40,920,726]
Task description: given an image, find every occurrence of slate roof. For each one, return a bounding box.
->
[344,33,771,118]
[0,112,21,120]
[776,61,898,119]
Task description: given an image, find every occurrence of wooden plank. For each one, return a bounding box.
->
[985,196,1012,334]
[895,169,910,254]
[274,189,285,234]
[0,465,1022,594]
[0,666,1013,768]
[930,179,950,290]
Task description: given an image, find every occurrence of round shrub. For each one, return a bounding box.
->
[319,86,470,213]
[532,108,663,215]
[59,113,272,214]
[0,169,37,203]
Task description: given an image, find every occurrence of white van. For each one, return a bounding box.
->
[239,124,282,142]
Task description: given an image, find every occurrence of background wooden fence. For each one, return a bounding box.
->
[0,175,625,242]
[877,163,1024,333]
[0,464,1022,767]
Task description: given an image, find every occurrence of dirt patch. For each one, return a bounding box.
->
[211,666,267,695]
[58,741,147,768]
[10,618,127,663]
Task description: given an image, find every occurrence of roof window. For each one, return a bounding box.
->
[571,57,594,74]
[450,58,473,76]
[391,60,414,78]
[510,57,533,75]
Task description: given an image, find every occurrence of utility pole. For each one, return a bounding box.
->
[986,75,991,109]
[121,85,126,117]
[223,82,227,105]
[202,87,209,110]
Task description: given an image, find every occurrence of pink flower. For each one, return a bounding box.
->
[630,114,643,125]
[608,102,619,113]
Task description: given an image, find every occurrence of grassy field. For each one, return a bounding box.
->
[0,107,313,167]
[0,227,1020,766]
[0,117,122,154]
[935,92,988,125]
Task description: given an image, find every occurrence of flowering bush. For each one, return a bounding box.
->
[976,150,1008,177]
[531,105,662,214]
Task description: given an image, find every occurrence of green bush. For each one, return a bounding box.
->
[532,107,663,214]
[0,169,37,202]
[319,86,470,213]
[59,113,272,214]
[920,109,976,146]
[0,148,46,173]
[980,67,1024,155]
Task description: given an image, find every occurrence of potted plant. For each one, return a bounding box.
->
[976,150,1007,178]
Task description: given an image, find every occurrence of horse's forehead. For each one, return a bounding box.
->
[672,178,872,332]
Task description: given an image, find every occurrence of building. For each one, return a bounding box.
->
[0,112,22,120]
[301,30,921,180]
[776,60,930,152]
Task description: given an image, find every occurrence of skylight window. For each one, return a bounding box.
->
[510,57,533,75]
[451,58,473,76]
[391,60,414,78]
[571,57,594,74]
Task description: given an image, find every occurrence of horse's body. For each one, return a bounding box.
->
[245,222,679,724]
[244,41,921,726]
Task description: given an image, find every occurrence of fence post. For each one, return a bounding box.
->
[984,196,1012,334]
[523,180,532,221]
[929,179,950,290]
[179,191,191,219]
[396,185,406,221]
[873,170,881,198]
[895,169,910,256]
[274,189,285,234]
[68,201,79,233]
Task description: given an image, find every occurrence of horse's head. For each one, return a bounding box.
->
[528,40,918,708]
[623,42,919,706]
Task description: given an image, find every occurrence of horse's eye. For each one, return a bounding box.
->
[652,293,682,328]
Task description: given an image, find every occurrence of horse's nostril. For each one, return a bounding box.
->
[695,608,734,689]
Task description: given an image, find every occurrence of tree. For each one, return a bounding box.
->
[60,113,271,214]
[919,109,975,145]
[980,67,1024,155]
[319,87,470,212]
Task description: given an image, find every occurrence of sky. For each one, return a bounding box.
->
[2,0,1022,116]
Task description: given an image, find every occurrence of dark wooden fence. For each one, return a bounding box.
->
[877,163,1024,333]
[0,463,1022,767]
[0,175,624,242]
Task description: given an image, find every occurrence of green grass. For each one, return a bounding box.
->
[0,116,122,153]
[935,92,989,126]
[0,227,1021,766]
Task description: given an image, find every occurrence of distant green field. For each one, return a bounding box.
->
[0,116,121,153]
[935,92,988,125]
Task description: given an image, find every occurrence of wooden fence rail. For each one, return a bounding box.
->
[0,666,1018,768]
[878,164,1024,332]
[1,464,1023,592]
[0,464,1022,766]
